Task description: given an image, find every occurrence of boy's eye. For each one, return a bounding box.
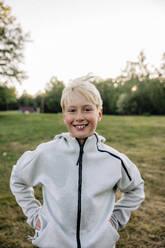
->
[68,109,76,112]
[84,106,93,112]
[85,108,91,111]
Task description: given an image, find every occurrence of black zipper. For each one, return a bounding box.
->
[76,138,87,248]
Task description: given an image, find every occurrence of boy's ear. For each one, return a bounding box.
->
[98,108,103,121]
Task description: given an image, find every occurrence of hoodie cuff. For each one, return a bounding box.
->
[110,213,119,230]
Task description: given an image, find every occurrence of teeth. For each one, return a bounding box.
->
[73,124,88,130]
[74,124,87,129]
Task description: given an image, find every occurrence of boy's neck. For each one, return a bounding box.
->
[77,138,86,145]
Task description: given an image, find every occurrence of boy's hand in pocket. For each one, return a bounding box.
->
[36,218,41,230]
[110,219,114,227]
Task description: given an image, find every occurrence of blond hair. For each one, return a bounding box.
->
[61,74,103,111]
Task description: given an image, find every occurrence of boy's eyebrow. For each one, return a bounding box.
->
[66,105,76,109]
[67,104,93,108]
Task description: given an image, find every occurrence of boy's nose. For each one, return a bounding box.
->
[75,111,84,121]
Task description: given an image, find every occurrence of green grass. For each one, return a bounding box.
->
[0,112,165,247]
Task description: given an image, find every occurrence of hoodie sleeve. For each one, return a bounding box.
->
[111,153,145,230]
[10,147,43,229]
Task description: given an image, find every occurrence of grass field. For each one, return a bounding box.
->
[0,112,165,248]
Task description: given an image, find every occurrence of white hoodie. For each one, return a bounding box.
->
[10,133,145,248]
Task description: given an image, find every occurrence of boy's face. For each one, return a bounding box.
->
[63,93,102,143]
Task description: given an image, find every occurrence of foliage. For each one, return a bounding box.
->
[33,92,44,108]
[94,51,165,115]
[117,50,158,82]
[44,76,65,113]
[17,91,36,108]
[0,84,17,110]
[159,52,165,80]
[115,78,165,115]
[95,79,119,114]
[0,1,29,84]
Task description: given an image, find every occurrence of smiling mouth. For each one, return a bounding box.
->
[73,124,88,131]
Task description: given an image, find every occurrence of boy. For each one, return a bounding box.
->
[10,75,145,248]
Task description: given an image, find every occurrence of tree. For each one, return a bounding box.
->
[159,52,165,80]
[17,91,36,108]
[33,91,45,113]
[116,77,165,115]
[117,50,156,83]
[0,1,29,84]
[0,84,17,110]
[44,76,65,113]
[96,79,119,114]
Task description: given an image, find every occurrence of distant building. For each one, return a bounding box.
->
[18,107,37,114]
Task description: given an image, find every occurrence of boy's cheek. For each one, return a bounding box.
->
[62,113,69,124]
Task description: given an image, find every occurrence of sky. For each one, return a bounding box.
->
[5,0,165,96]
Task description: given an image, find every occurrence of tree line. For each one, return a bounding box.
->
[0,1,165,115]
[1,59,165,115]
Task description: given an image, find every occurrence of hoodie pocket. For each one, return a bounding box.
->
[32,209,51,247]
[106,221,120,243]
[32,221,54,247]
[86,221,119,248]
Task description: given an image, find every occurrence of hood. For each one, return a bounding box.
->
[54,132,106,144]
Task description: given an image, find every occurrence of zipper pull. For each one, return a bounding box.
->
[76,148,83,166]
[76,138,87,166]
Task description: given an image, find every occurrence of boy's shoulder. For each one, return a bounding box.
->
[95,133,121,158]
[36,139,57,152]
[15,134,66,170]
[101,142,122,158]
[37,133,71,152]
[96,133,134,165]
[37,133,69,150]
